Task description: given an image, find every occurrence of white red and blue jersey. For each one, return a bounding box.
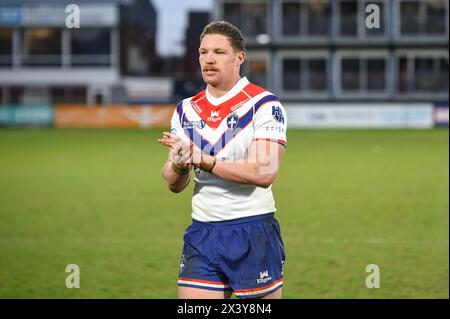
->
[170,77,287,222]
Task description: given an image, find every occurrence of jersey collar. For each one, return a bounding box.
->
[205,77,250,106]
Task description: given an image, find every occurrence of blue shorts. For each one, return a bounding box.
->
[177,213,286,299]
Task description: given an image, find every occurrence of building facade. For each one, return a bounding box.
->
[213,0,449,103]
[0,0,170,105]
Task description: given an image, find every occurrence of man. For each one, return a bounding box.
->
[158,21,287,299]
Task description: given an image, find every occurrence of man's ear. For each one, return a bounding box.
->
[236,51,246,66]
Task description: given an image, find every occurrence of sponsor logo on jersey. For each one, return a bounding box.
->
[208,110,221,123]
[183,119,206,129]
[265,125,285,133]
[272,106,285,124]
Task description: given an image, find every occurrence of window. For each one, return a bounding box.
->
[282,3,300,36]
[10,86,24,104]
[22,28,62,66]
[71,29,111,66]
[242,54,269,88]
[438,58,449,91]
[247,59,267,88]
[398,57,409,92]
[308,59,327,90]
[50,87,87,104]
[50,87,65,104]
[339,1,358,36]
[281,55,328,93]
[337,0,387,37]
[22,87,50,105]
[307,2,331,36]
[414,58,435,91]
[425,1,447,34]
[283,59,301,91]
[281,1,331,37]
[341,58,360,90]
[400,1,420,35]
[367,59,386,90]
[223,2,268,37]
[339,54,388,94]
[400,0,447,36]
[365,1,385,36]
[243,3,267,36]
[0,28,13,67]
[224,3,242,31]
[397,53,448,94]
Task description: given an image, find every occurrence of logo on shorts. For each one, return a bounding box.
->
[179,255,186,274]
[257,270,272,284]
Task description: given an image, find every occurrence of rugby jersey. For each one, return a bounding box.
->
[170,77,287,222]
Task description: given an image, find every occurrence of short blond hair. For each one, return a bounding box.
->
[200,21,246,52]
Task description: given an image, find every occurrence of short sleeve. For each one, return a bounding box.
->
[170,103,191,143]
[253,102,287,147]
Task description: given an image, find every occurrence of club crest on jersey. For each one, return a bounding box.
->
[183,119,206,129]
[207,110,221,123]
[272,106,284,124]
[226,113,239,130]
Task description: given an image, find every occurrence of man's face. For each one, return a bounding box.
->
[199,34,244,87]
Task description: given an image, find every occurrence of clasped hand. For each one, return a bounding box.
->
[158,132,196,169]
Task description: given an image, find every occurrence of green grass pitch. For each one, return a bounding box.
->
[0,128,448,298]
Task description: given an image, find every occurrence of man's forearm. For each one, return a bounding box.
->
[162,162,191,193]
[212,160,275,188]
[196,154,275,188]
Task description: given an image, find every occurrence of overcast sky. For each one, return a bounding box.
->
[150,0,213,57]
